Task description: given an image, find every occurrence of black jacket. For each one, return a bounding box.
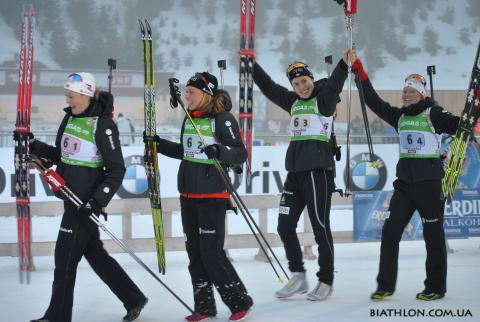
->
[157,110,247,194]
[361,78,459,182]
[253,60,348,172]
[31,91,126,207]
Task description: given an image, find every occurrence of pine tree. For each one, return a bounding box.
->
[65,0,98,68]
[439,6,455,24]
[423,27,441,56]
[294,22,322,71]
[205,0,216,25]
[459,27,471,45]
[255,0,272,37]
[272,14,289,36]
[326,16,347,67]
[277,0,297,16]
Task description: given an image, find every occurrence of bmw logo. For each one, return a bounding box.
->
[116,155,151,198]
[344,153,387,191]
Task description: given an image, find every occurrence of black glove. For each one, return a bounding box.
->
[142,131,160,144]
[201,144,220,159]
[39,157,54,168]
[169,78,181,109]
[13,131,34,142]
[80,198,107,220]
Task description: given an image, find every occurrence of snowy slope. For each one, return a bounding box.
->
[0,0,477,90]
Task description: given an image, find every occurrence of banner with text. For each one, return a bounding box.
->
[353,189,480,240]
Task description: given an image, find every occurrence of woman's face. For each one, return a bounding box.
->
[185,86,205,111]
[65,90,90,115]
[291,76,314,99]
[402,87,423,107]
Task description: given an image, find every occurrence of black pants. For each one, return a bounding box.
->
[42,203,145,322]
[181,197,252,316]
[277,169,335,285]
[376,179,447,294]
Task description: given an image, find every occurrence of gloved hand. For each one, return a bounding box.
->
[80,198,107,220]
[201,144,220,159]
[14,131,35,151]
[352,58,368,81]
[169,78,181,109]
[13,131,34,142]
[142,131,160,144]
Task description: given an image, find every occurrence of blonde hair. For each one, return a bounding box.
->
[198,92,226,114]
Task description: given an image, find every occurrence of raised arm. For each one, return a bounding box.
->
[253,62,297,112]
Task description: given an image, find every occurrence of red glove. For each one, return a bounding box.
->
[352,58,368,81]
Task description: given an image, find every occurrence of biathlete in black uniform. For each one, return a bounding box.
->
[29,72,147,322]
[253,49,355,301]
[145,72,253,322]
[351,58,459,301]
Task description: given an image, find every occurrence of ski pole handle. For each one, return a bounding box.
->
[29,157,65,191]
[168,78,180,109]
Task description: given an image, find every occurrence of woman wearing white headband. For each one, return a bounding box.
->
[352,58,460,302]
[29,72,147,322]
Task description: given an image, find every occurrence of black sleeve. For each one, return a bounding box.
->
[91,116,126,207]
[215,112,247,165]
[361,78,403,129]
[157,138,183,159]
[317,59,348,117]
[253,62,298,112]
[157,118,184,159]
[30,114,69,164]
[430,106,460,135]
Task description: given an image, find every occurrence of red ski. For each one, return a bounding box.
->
[238,0,255,186]
[14,5,35,283]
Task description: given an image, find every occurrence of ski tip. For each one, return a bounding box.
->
[145,19,151,34]
[138,18,145,31]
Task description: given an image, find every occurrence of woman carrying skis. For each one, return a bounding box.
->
[252,49,355,301]
[144,72,253,322]
[29,72,148,322]
[351,58,459,301]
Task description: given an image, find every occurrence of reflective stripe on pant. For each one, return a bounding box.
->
[277,169,334,285]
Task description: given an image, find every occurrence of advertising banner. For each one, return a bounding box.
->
[353,189,480,241]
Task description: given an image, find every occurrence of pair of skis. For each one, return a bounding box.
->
[139,19,166,274]
[238,0,256,185]
[442,41,480,202]
[14,5,35,283]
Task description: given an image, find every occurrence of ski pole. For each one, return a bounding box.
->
[340,0,357,197]
[169,79,289,282]
[29,155,195,315]
[354,68,375,163]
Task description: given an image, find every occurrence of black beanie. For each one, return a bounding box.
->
[186,72,218,96]
[286,62,314,82]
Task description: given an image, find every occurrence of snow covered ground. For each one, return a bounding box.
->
[1,208,479,322]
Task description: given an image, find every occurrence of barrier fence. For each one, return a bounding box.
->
[0,195,352,258]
